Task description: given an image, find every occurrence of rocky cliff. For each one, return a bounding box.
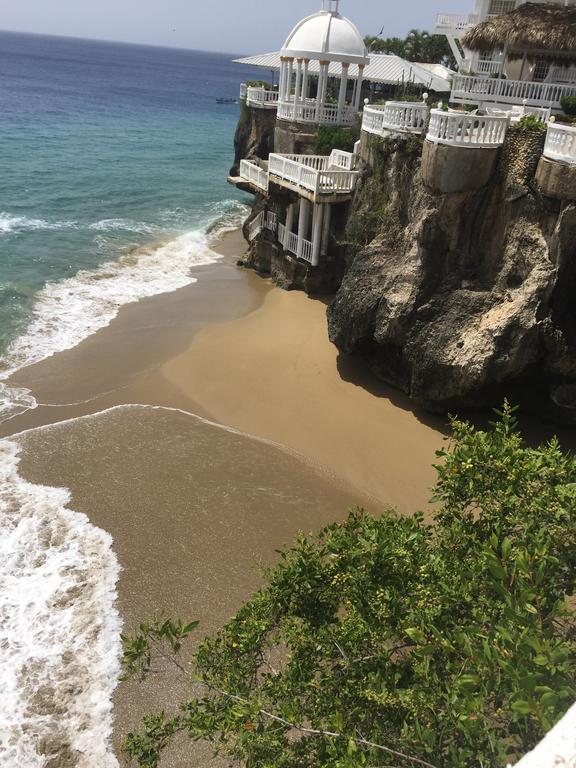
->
[327,129,576,421]
[230,102,276,176]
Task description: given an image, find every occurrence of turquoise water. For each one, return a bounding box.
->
[0,31,257,365]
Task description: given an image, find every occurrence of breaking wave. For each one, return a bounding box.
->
[0,438,121,767]
[0,201,249,421]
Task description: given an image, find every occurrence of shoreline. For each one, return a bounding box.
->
[1,226,447,767]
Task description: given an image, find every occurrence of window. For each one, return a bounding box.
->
[533,57,551,82]
[488,0,516,15]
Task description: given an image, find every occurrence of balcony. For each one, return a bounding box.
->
[451,74,576,109]
[277,99,358,127]
[268,151,358,202]
[362,102,429,137]
[461,58,504,76]
[434,12,478,35]
[543,122,576,165]
[426,110,509,148]
[246,87,279,110]
[238,159,268,192]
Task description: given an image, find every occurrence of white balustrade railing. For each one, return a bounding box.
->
[239,82,247,100]
[426,109,509,147]
[246,87,279,109]
[265,211,278,232]
[248,211,264,240]
[277,222,285,244]
[268,153,357,196]
[239,159,268,192]
[543,122,576,165]
[362,105,386,136]
[248,210,278,241]
[461,59,503,76]
[286,230,299,256]
[300,237,313,263]
[328,149,355,170]
[278,100,357,126]
[435,12,477,32]
[361,102,428,137]
[547,66,576,85]
[451,75,576,109]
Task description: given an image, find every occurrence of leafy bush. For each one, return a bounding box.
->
[122,404,576,768]
[314,125,357,155]
[246,80,272,89]
[516,115,547,132]
[561,95,576,116]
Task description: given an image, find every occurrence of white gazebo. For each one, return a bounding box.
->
[277,0,370,126]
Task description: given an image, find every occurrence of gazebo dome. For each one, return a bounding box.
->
[281,2,369,65]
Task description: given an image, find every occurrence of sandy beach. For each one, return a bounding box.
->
[2,229,447,766]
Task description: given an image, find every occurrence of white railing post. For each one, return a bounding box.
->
[543,122,576,165]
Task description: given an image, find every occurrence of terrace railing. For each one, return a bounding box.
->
[264,211,278,231]
[278,100,357,126]
[239,82,248,100]
[461,58,503,76]
[246,87,279,109]
[328,149,356,170]
[362,102,428,137]
[239,159,268,192]
[434,12,478,34]
[543,122,576,165]
[426,110,509,148]
[451,75,576,109]
[248,211,264,240]
[248,210,278,241]
[268,153,358,197]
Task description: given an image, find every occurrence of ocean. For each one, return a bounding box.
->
[0,30,259,419]
[0,31,261,767]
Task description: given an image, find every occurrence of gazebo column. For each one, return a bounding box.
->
[294,58,303,117]
[315,60,329,122]
[337,62,350,122]
[284,57,294,107]
[283,203,295,249]
[279,57,288,101]
[353,64,365,110]
[311,203,324,267]
[297,198,310,260]
[301,59,310,104]
[321,203,332,257]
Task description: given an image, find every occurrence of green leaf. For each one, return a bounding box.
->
[405,628,426,644]
[511,700,532,715]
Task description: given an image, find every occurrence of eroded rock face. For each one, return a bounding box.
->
[328,130,576,419]
[230,105,276,176]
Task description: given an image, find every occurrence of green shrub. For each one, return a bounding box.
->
[561,95,576,116]
[122,404,576,768]
[314,125,357,155]
[245,79,271,89]
[516,115,547,132]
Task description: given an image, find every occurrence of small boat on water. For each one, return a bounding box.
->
[216,98,238,104]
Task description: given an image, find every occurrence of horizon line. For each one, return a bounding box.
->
[0,26,249,59]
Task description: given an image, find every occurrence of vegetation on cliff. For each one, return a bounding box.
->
[122,405,576,768]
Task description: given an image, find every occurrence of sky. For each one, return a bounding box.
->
[1,0,471,54]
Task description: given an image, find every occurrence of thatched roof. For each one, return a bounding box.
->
[462,3,576,56]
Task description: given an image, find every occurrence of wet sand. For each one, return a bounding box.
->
[2,228,447,766]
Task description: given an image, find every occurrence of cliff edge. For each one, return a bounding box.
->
[327,128,576,420]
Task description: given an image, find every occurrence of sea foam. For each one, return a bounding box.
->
[0,439,121,767]
[0,225,236,421]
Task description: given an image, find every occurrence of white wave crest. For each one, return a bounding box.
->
[1,229,220,377]
[87,218,162,234]
[0,439,121,767]
[0,213,76,235]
